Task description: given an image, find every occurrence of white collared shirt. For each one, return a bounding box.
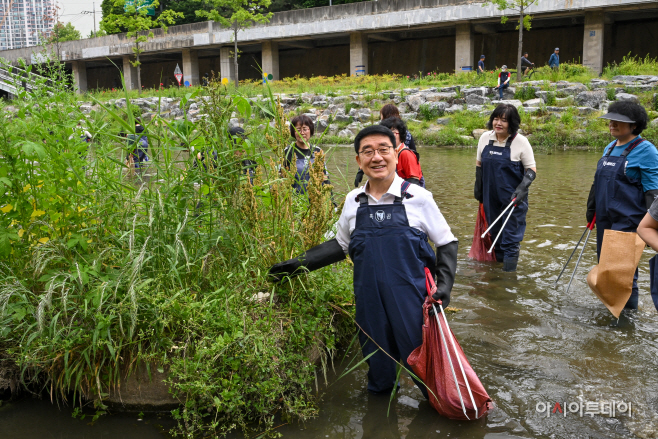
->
[476,131,536,169]
[335,174,456,253]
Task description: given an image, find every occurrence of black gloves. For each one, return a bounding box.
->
[430,240,458,314]
[586,181,596,223]
[474,166,483,203]
[511,169,536,205]
[406,177,420,186]
[354,169,364,188]
[268,239,346,282]
[645,189,658,211]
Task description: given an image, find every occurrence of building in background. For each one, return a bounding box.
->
[0,0,56,50]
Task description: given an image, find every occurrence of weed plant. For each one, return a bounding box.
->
[0,67,354,437]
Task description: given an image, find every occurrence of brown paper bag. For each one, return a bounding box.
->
[587,230,645,318]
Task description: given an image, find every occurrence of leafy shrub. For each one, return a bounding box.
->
[515,86,536,101]
[606,88,617,101]
[417,103,443,121]
[545,92,557,106]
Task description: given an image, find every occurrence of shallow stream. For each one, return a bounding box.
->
[3,147,658,439]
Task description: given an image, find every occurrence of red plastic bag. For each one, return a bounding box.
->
[407,268,493,420]
[468,203,496,262]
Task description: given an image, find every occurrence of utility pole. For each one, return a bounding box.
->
[93,2,96,35]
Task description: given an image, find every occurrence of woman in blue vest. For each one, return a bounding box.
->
[474,104,537,272]
[269,125,458,397]
[586,101,658,310]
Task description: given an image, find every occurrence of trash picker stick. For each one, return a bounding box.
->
[555,227,588,285]
[565,216,596,294]
[481,198,517,238]
[439,302,479,419]
[432,303,469,420]
[488,205,516,254]
[555,215,596,285]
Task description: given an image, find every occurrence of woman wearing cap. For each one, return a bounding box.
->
[495,65,511,100]
[474,104,537,272]
[587,101,658,310]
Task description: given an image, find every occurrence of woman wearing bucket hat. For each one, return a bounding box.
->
[586,101,658,310]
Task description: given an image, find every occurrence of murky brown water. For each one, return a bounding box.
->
[4,147,658,439]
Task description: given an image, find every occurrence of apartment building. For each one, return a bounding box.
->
[0,0,56,50]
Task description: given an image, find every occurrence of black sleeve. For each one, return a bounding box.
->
[406,133,416,152]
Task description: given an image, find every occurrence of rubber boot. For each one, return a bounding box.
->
[503,257,518,272]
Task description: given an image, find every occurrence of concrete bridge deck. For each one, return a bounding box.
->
[1,0,657,92]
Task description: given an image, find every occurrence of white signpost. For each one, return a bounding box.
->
[174,64,183,86]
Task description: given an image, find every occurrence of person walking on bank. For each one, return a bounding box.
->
[380,117,424,187]
[284,114,330,194]
[474,104,537,272]
[549,48,560,70]
[269,125,458,397]
[494,66,511,100]
[478,55,486,74]
[586,101,658,310]
[355,104,418,187]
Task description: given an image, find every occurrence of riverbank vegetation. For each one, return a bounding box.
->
[0,69,355,437]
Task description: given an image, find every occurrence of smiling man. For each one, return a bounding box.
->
[269,125,458,397]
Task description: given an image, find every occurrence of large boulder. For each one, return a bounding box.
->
[303,113,317,122]
[426,101,448,115]
[405,94,426,111]
[574,90,607,109]
[462,87,487,97]
[491,99,523,109]
[472,128,488,139]
[466,94,491,105]
[445,104,464,114]
[466,104,485,112]
[612,75,658,83]
[560,83,589,96]
[523,98,543,107]
[424,92,456,102]
[337,129,353,138]
[615,93,640,103]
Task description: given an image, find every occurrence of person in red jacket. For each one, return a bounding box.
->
[380,117,424,187]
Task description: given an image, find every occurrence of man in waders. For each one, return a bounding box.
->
[587,101,658,310]
[269,125,458,396]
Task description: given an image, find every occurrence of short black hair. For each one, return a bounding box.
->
[486,104,521,136]
[379,117,407,145]
[354,125,396,154]
[607,101,648,135]
[523,52,528,56]
[290,115,315,138]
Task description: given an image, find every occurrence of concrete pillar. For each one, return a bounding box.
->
[349,32,368,76]
[583,10,605,75]
[455,23,474,74]
[71,61,87,93]
[220,47,236,84]
[261,41,280,81]
[182,49,200,87]
[122,56,138,90]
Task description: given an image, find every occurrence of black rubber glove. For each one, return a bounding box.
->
[474,166,483,203]
[586,181,596,223]
[354,169,364,188]
[430,240,458,314]
[645,189,658,211]
[268,239,346,282]
[511,169,536,205]
[406,177,420,186]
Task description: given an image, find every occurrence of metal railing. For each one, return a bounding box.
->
[0,64,54,98]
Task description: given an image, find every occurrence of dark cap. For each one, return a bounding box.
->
[480,55,485,59]
[599,112,636,123]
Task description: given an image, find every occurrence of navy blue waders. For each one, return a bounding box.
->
[481,135,528,262]
[594,138,646,309]
[348,181,436,395]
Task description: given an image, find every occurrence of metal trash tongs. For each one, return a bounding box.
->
[555,215,597,293]
[431,302,480,420]
[480,198,518,254]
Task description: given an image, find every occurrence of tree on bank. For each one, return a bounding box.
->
[196,0,272,87]
[47,22,82,43]
[484,0,539,82]
[101,0,183,93]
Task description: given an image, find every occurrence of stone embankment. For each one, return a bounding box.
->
[4,75,656,143]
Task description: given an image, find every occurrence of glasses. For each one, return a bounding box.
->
[296,126,311,133]
[359,146,392,158]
